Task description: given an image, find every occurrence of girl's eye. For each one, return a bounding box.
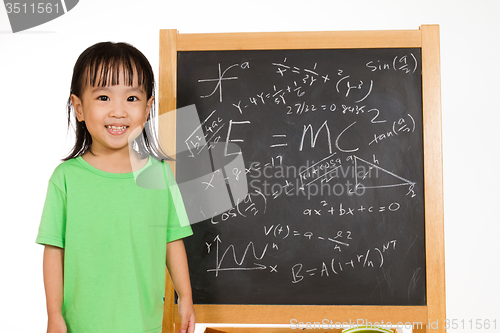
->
[127,96,139,102]
[97,96,109,101]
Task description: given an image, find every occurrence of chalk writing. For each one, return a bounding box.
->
[206,235,270,277]
[177,48,425,305]
[291,239,397,283]
[198,62,250,102]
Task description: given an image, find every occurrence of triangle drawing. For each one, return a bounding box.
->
[353,155,415,191]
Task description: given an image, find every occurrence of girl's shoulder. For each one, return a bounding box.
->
[51,156,84,176]
[52,155,162,181]
[44,157,86,194]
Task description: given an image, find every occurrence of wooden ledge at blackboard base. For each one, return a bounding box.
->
[174,305,427,332]
[202,328,399,333]
[174,304,428,325]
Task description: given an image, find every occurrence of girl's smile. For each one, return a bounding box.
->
[105,125,129,135]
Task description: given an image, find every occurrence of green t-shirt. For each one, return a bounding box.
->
[36,156,193,333]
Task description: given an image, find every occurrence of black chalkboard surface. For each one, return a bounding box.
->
[175,48,425,306]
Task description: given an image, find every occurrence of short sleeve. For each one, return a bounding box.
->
[35,180,67,248]
[162,161,193,243]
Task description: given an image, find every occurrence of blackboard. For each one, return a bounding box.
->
[175,48,426,306]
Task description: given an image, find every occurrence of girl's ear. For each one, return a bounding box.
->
[70,94,84,122]
[145,96,154,120]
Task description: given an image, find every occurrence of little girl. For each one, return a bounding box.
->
[36,42,196,333]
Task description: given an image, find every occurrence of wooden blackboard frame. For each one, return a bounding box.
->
[159,26,444,333]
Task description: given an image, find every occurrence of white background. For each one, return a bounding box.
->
[1,1,499,332]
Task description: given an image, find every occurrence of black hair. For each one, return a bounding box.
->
[64,41,172,161]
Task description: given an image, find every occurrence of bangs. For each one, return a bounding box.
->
[85,56,146,89]
[71,42,154,99]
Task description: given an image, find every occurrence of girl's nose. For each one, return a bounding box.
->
[109,101,128,118]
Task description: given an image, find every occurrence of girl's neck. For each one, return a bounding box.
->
[81,149,148,173]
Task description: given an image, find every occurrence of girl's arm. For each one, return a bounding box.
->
[166,239,196,333]
[43,245,67,333]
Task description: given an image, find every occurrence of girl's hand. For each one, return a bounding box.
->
[47,315,67,333]
[177,296,195,333]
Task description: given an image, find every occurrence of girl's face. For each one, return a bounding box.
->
[71,69,153,157]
